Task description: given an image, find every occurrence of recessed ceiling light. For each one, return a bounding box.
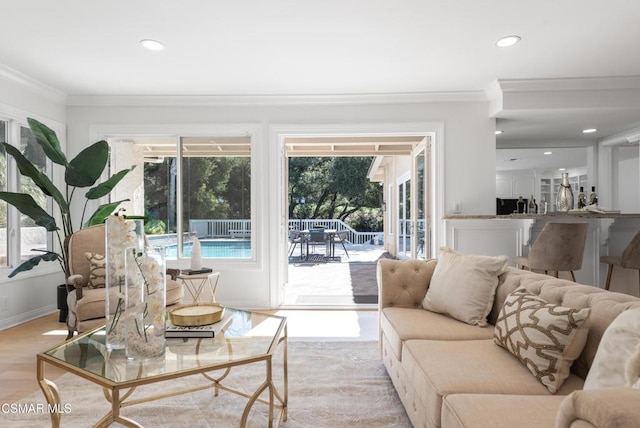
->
[582,128,597,134]
[140,39,165,51]
[544,151,552,155]
[495,130,504,135]
[559,168,566,171]
[495,35,521,48]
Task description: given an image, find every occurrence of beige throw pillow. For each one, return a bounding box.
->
[494,287,591,393]
[85,252,106,289]
[583,308,640,390]
[422,247,509,326]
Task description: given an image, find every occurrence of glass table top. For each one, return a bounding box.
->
[41,308,286,384]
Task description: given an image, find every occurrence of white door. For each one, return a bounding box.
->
[397,142,431,260]
[397,175,411,258]
[412,142,430,260]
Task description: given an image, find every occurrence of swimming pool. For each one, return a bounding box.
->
[164,240,251,259]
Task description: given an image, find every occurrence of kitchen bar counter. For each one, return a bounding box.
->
[444,212,640,220]
[443,213,640,297]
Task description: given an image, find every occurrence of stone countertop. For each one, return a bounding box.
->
[443,212,640,220]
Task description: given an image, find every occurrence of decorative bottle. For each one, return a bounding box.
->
[528,195,537,214]
[516,196,526,214]
[190,236,203,270]
[556,173,574,212]
[577,187,587,210]
[589,186,598,206]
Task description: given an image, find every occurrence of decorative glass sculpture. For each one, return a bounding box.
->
[556,173,574,212]
[105,216,144,350]
[125,246,166,360]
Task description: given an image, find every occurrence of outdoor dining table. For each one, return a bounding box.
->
[293,229,340,262]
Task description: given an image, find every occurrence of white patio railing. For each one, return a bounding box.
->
[187,218,382,245]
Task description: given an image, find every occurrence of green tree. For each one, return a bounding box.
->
[288,157,382,231]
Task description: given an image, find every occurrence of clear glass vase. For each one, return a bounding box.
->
[556,172,574,212]
[125,246,166,360]
[105,216,144,350]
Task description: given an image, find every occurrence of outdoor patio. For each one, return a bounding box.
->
[285,242,391,306]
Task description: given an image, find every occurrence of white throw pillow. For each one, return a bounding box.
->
[422,247,509,326]
[494,287,591,394]
[584,307,640,390]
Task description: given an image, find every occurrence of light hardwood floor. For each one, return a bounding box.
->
[0,313,69,403]
[0,309,378,404]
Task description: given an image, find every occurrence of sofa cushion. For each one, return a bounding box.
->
[85,252,106,289]
[380,307,494,360]
[494,287,591,393]
[442,394,565,428]
[422,247,508,326]
[402,339,584,428]
[584,307,640,389]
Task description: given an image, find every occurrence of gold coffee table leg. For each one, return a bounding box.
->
[37,359,62,428]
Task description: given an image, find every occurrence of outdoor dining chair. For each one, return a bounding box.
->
[332,230,350,258]
[308,228,328,254]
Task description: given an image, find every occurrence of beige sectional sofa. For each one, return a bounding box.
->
[378,257,640,428]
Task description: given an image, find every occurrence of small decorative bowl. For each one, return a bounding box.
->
[169,303,225,327]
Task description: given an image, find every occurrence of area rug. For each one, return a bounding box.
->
[350,252,396,304]
[4,341,410,427]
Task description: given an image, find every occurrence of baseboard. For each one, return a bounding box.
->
[0,305,57,331]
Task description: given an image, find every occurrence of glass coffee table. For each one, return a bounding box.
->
[37,308,287,427]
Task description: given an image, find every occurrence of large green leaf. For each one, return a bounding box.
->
[1,143,69,214]
[27,118,67,166]
[84,199,130,227]
[85,165,136,200]
[0,192,58,231]
[8,252,61,278]
[65,140,109,187]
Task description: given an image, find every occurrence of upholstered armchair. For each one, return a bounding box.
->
[65,224,184,339]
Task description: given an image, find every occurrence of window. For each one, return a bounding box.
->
[18,125,48,262]
[180,137,251,258]
[110,133,254,260]
[0,118,58,274]
[0,120,7,267]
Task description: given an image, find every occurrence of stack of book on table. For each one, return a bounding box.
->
[165,314,230,338]
[179,267,213,275]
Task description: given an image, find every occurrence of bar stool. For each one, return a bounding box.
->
[600,230,640,293]
[514,222,588,281]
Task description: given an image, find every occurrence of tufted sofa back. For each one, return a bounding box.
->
[377,259,436,309]
[377,259,640,380]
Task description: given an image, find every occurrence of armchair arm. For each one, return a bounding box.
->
[556,388,640,428]
[66,274,85,300]
[377,259,436,310]
[166,268,180,281]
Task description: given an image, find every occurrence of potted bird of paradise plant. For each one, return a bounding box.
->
[0,118,135,320]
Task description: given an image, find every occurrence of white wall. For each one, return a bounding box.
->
[65,98,495,308]
[618,146,640,213]
[0,71,67,330]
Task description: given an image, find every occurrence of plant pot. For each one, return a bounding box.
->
[57,284,68,323]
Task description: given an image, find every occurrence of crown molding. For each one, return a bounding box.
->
[66,91,487,107]
[0,63,67,105]
[497,76,640,93]
[600,125,640,146]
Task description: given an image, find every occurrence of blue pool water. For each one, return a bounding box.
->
[164,240,251,258]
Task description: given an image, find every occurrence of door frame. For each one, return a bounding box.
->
[268,122,443,308]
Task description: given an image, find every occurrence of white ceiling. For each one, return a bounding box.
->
[2,0,640,145]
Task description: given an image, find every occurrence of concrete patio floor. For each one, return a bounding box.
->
[285,243,389,306]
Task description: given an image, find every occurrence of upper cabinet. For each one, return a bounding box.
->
[496,172,535,199]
